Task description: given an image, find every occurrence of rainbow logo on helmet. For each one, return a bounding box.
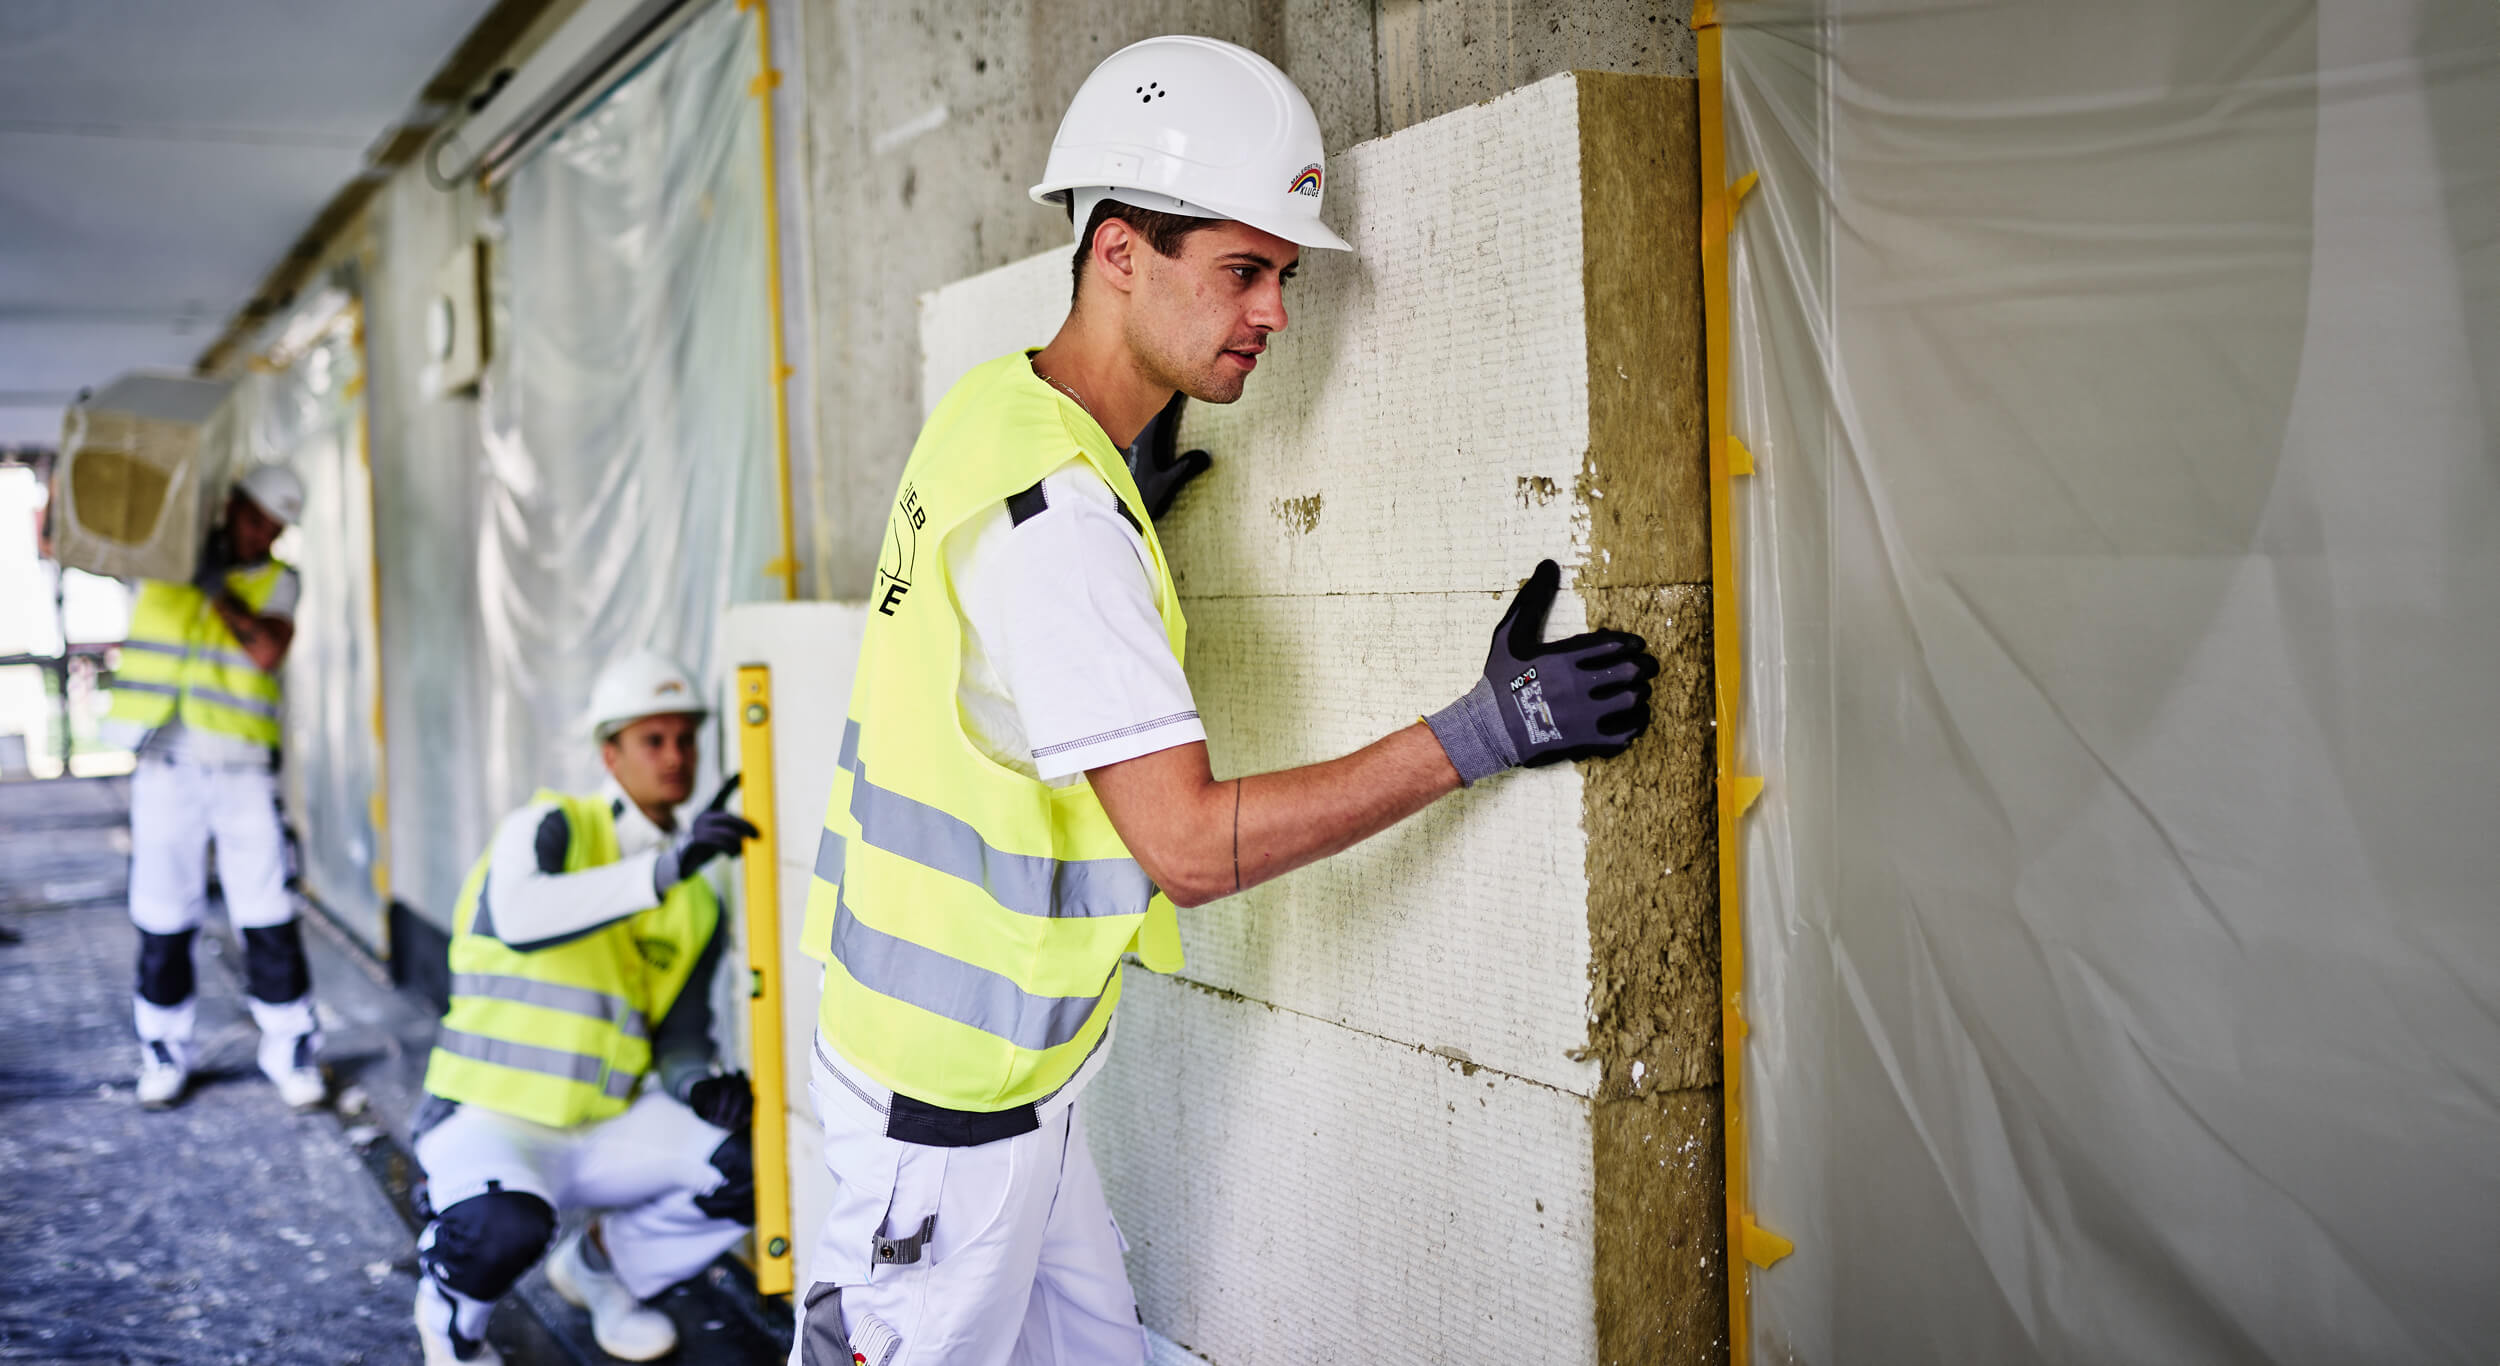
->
[1288,164,1323,197]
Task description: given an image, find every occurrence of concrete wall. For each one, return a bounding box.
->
[918,71,1716,1365]
[795,0,1696,597]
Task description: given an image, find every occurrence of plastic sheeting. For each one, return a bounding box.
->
[375,0,778,929]
[473,0,777,816]
[1720,1,2499,1360]
[242,308,389,945]
[368,169,496,923]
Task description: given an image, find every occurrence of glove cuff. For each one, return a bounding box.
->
[1425,678,1519,787]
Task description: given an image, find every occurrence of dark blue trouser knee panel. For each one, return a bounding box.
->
[135,929,196,1007]
[240,921,310,1005]
[424,1190,557,1302]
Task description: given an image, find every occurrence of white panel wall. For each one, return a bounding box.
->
[920,74,1610,1364]
[719,599,867,1293]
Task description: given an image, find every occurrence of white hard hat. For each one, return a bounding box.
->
[587,649,707,741]
[235,464,305,526]
[1031,35,1350,253]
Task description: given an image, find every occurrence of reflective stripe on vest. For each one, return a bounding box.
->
[835,720,1155,920]
[107,563,290,748]
[449,972,651,1040]
[422,790,718,1128]
[805,352,1189,1114]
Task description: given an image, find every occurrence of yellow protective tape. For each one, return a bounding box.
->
[1728,772,1764,817]
[747,0,802,602]
[735,665,796,1296]
[350,303,394,922]
[1741,1217,1796,1269]
[1696,5,1793,1359]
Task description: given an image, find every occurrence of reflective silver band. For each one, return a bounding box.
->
[815,829,845,885]
[603,1068,641,1099]
[125,641,265,673]
[435,1027,605,1086]
[193,646,264,673]
[829,894,1110,1053]
[186,685,280,719]
[450,972,649,1041]
[114,680,180,697]
[836,721,1153,920]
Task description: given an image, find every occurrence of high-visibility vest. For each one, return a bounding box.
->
[802,352,1188,1113]
[106,562,292,750]
[423,790,720,1129]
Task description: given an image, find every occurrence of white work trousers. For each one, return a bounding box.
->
[129,753,292,933]
[128,755,308,1048]
[416,1090,748,1304]
[792,1035,1146,1366]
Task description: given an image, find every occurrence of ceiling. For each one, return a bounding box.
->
[0,0,504,445]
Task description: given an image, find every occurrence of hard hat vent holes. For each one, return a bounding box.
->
[1134,82,1167,103]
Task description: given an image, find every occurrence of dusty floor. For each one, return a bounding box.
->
[0,776,786,1365]
[0,777,426,1365]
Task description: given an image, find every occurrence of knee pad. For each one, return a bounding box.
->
[240,921,310,1005]
[135,929,197,1007]
[693,1131,755,1226]
[424,1189,557,1301]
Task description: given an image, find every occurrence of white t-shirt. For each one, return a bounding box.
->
[945,458,1202,786]
[128,564,302,769]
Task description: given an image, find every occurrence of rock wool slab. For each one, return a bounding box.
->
[918,72,1716,1366]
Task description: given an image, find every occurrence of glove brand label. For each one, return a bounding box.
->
[1509,667,1562,744]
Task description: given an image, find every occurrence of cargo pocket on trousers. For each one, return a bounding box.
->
[800,1284,903,1366]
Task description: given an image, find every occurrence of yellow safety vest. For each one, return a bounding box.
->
[424,790,720,1129]
[107,562,292,750]
[803,352,1188,1113]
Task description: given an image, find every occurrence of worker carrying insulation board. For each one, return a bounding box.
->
[105,463,327,1112]
[409,649,760,1366]
[792,36,1661,1366]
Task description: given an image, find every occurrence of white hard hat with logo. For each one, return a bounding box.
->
[587,649,708,742]
[1031,35,1350,253]
[235,464,306,526]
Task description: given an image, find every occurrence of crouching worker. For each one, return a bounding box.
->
[411,649,761,1365]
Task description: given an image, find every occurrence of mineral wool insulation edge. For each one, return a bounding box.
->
[916,71,1717,1366]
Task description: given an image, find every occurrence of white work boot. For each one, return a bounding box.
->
[414,1279,504,1366]
[136,1040,189,1109]
[259,1031,326,1110]
[545,1226,678,1362]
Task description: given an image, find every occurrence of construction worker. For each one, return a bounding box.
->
[793,35,1658,1366]
[410,649,760,1366]
[107,463,324,1110]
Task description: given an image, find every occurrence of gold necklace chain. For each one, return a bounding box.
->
[1033,363,1085,411]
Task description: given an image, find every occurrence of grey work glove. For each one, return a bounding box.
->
[190,528,233,594]
[651,775,758,899]
[1123,392,1212,523]
[1425,560,1658,785]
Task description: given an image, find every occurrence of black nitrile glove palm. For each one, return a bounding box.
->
[685,1072,754,1132]
[1123,392,1212,523]
[651,774,758,898]
[1425,560,1658,785]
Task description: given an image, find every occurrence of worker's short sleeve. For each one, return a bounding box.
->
[953,461,1202,782]
[258,567,301,623]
